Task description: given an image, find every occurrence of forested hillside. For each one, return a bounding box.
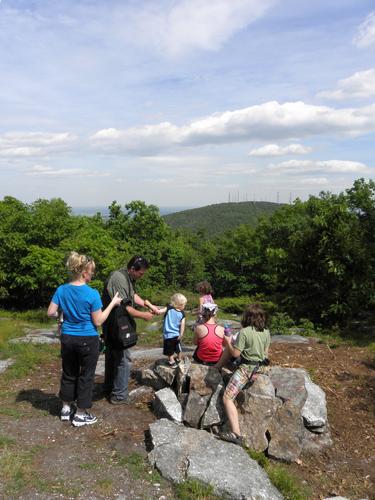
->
[163,201,283,237]
[1,178,374,329]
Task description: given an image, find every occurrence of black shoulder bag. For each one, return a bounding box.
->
[114,303,138,349]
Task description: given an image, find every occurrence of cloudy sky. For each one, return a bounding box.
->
[1,0,375,208]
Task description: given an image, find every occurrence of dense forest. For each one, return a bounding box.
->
[163,201,283,237]
[1,178,374,328]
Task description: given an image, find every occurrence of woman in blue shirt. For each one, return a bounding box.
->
[47,251,121,426]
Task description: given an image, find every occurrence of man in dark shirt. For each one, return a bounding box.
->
[102,256,160,404]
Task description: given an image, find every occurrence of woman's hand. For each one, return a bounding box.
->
[111,292,122,307]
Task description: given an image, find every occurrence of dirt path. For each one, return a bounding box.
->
[0,340,374,499]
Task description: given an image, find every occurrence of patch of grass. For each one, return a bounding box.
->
[0,443,82,497]
[115,451,145,480]
[246,449,311,500]
[0,445,38,495]
[0,308,51,324]
[175,479,217,499]
[0,407,26,419]
[38,478,81,497]
[0,434,16,447]
[367,342,375,369]
[306,367,317,382]
[0,341,59,384]
[79,462,99,471]
[114,451,164,485]
[246,448,268,468]
[96,478,113,495]
[267,466,310,500]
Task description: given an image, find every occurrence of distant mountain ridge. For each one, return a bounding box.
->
[163,201,284,237]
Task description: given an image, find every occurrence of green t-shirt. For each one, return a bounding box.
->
[234,326,270,364]
[106,268,135,307]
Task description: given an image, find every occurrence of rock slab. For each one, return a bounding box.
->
[153,388,183,423]
[0,358,14,374]
[149,418,283,500]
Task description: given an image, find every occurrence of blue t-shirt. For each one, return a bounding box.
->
[163,305,185,339]
[52,283,102,337]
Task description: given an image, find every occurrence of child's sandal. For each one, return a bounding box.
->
[218,432,245,446]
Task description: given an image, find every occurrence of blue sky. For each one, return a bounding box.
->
[1,0,374,207]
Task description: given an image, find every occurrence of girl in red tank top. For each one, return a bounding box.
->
[193,303,224,365]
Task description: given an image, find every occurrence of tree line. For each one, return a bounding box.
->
[1,178,374,327]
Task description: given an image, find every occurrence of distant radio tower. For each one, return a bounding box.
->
[277,192,280,203]
[289,192,292,204]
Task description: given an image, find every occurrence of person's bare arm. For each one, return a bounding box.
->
[91,292,122,326]
[223,335,241,358]
[134,293,160,314]
[198,296,205,312]
[47,301,59,318]
[180,318,185,338]
[126,304,154,321]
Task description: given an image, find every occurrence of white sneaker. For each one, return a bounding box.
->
[72,412,97,427]
[60,407,74,422]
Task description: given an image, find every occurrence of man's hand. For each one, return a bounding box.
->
[143,311,154,321]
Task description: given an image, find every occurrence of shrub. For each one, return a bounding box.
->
[269,312,295,335]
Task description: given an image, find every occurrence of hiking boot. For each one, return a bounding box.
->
[60,407,74,422]
[109,396,129,405]
[218,431,245,446]
[72,412,97,427]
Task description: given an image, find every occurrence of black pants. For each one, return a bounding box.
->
[59,335,99,409]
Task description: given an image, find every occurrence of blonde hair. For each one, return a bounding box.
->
[170,293,187,309]
[66,251,95,278]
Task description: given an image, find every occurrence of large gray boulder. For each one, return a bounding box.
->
[239,393,282,451]
[154,360,177,386]
[189,363,222,396]
[183,390,210,428]
[267,401,304,462]
[135,366,167,390]
[269,367,307,409]
[153,388,183,423]
[149,419,283,500]
[300,371,327,430]
[201,383,225,428]
[175,357,191,397]
[9,329,59,345]
[128,386,155,404]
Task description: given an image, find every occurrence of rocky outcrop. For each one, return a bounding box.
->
[137,359,331,462]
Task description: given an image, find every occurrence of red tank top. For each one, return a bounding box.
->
[196,323,224,363]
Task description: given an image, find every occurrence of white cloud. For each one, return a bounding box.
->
[27,164,109,178]
[248,143,312,156]
[300,177,329,186]
[0,147,46,157]
[91,101,375,154]
[0,132,77,147]
[353,11,375,48]
[0,132,78,160]
[268,159,371,175]
[129,0,276,57]
[318,69,375,100]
